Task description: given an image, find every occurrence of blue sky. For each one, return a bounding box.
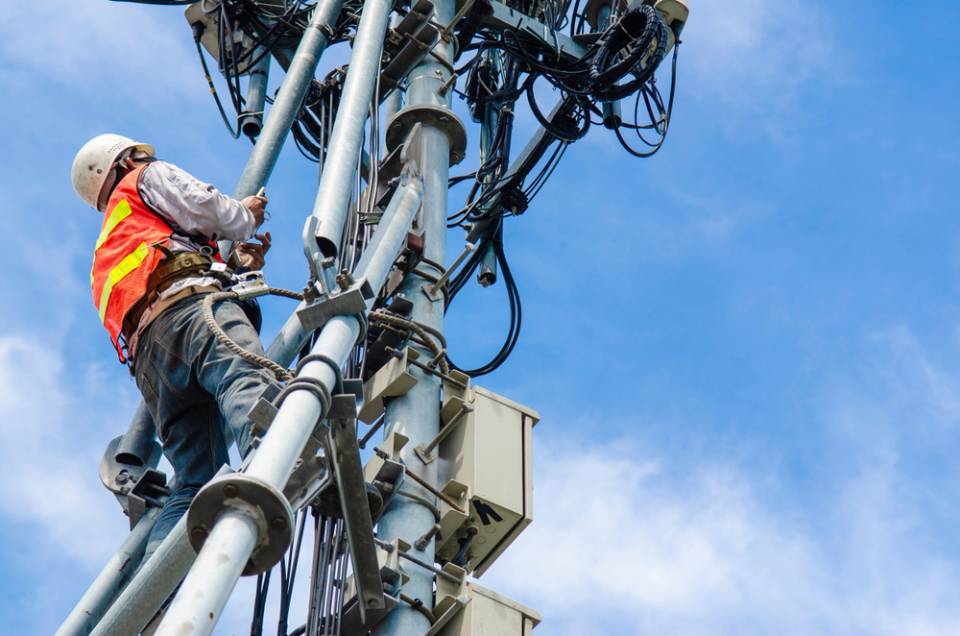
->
[2,1,960,634]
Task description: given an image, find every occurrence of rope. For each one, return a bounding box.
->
[200,287,304,383]
[268,287,308,301]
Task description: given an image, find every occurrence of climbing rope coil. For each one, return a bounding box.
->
[200,287,304,382]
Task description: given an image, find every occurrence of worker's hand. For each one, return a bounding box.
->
[241,195,268,227]
[236,232,271,271]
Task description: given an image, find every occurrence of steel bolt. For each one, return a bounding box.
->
[223,483,239,498]
[191,527,208,541]
[270,517,287,531]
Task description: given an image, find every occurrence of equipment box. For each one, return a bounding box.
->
[435,381,539,576]
[430,581,541,636]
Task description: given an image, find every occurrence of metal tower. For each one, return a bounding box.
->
[57,0,689,634]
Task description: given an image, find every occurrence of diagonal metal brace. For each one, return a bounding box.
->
[325,394,386,622]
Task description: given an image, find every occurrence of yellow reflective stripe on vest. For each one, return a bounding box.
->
[95,199,134,251]
[97,242,149,323]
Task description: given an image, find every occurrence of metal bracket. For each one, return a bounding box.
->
[187,472,294,576]
[423,242,476,301]
[361,144,404,216]
[426,563,471,636]
[248,383,282,437]
[125,469,170,530]
[437,479,470,548]
[340,539,408,632]
[363,439,407,521]
[479,0,589,61]
[359,347,421,423]
[382,0,441,94]
[296,278,374,333]
[414,398,473,464]
[325,394,386,621]
[284,451,332,512]
[98,435,168,528]
[249,376,362,441]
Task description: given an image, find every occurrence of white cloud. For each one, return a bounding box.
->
[0,336,129,569]
[484,441,824,635]
[680,0,839,134]
[482,323,960,636]
[0,0,201,104]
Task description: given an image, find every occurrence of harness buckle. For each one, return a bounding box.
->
[231,270,270,300]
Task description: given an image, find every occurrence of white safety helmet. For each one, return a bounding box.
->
[71,134,155,211]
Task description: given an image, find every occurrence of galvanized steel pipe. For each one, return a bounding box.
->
[55,507,159,636]
[304,0,392,261]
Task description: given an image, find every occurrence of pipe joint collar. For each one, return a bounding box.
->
[187,472,294,575]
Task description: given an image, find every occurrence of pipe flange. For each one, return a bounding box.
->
[187,473,294,576]
[385,104,468,166]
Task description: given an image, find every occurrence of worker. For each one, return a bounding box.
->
[71,133,279,559]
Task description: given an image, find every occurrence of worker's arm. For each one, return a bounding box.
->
[138,161,260,241]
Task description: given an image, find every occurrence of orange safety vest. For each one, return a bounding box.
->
[90,164,221,363]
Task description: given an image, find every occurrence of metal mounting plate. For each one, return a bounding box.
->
[386,104,468,166]
[359,347,421,423]
[296,279,374,332]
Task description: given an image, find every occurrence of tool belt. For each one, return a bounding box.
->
[122,250,230,344]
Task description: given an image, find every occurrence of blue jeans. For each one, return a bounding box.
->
[133,294,279,560]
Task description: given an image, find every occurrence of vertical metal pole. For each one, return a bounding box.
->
[382,15,404,127]
[232,0,346,200]
[238,48,270,138]
[88,514,196,636]
[476,73,500,287]
[597,4,621,128]
[302,0,392,266]
[55,507,159,636]
[375,0,457,630]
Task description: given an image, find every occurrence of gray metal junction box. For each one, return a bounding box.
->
[436,381,539,577]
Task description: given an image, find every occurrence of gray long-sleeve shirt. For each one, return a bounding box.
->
[130,161,257,353]
[140,160,255,245]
